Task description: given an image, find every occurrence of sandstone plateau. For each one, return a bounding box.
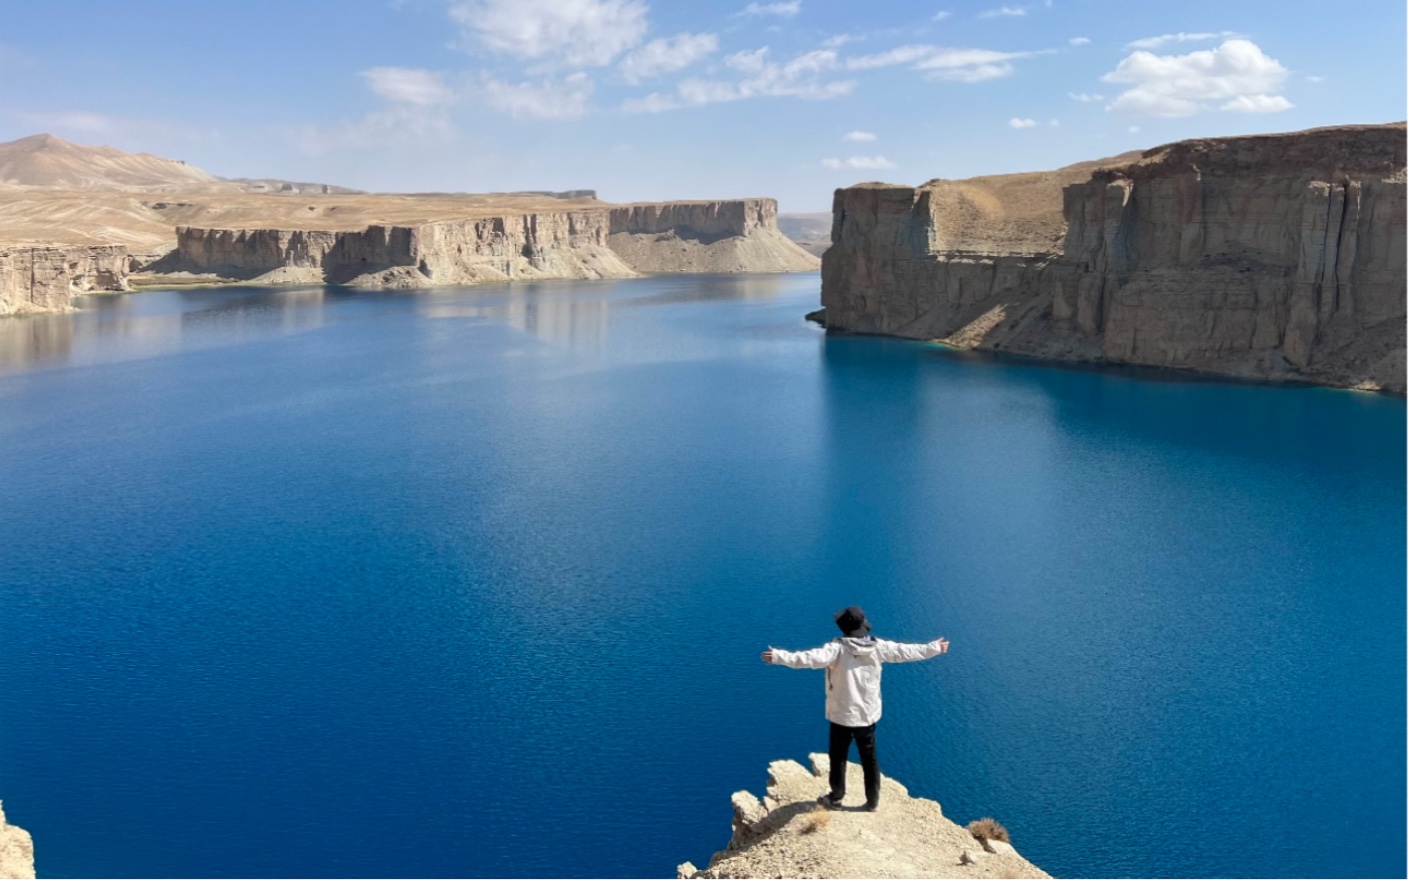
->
[819,123,1406,393]
[0,134,818,315]
[678,755,1048,879]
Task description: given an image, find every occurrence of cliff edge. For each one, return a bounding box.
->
[820,123,1406,393]
[164,198,817,289]
[0,802,35,880]
[679,755,1048,879]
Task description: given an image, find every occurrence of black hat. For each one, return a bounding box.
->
[834,606,871,638]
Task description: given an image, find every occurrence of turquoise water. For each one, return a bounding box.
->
[0,276,1402,878]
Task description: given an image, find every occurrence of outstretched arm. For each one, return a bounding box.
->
[762,642,842,668]
[876,637,950,663]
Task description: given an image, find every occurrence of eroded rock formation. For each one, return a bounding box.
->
[167,199,817,288]
[0,245,129,316]
[678,754,1048,879]
[820,124,1406,393]
[0,802,35,880]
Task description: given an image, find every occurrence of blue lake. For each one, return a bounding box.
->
[0,275,1402,879]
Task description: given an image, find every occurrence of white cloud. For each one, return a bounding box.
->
[737,1,801,17]
[1125,31,1237,50]
[1067,91,1104,102]
[1009,117,1038,128]
[1048,118,1060,126]
[687,47,853,102]
[821,155,897,170]
[979,6,1026,17]
[1221,93,1294,113]
[619,32,718,83]
[933,11,952,20]
[1069,36,1090,45]
[843,130,877,141]
[845,44,940,70]
[843,44,1046,81]
[1103,39,1292,117]
[362,67,455,105]
[916,47,1037,82]
[449,0,648,68]
[820,33,856,48]
[1305,74,1325,83]
[478,72,594,120]
[1128,125,1141,133]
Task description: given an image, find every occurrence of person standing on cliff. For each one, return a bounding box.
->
[762,606,949,812]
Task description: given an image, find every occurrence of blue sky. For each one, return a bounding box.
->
[2,0,1403,211]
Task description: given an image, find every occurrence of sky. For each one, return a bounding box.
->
[1,0,1404,211]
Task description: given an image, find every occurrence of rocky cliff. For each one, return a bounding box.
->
[0,245,129,315]
[0,802,35,880]
[167,199,817,288]
[172,210,635,288]
[678,755,1048,879]
[820,124,1406,393]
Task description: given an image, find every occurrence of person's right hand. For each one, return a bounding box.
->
[761,650,774,664]
[935,638,950,654]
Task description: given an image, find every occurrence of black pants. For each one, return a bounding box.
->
[828,722,880,806]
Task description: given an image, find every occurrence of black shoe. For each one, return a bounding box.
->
[860,801,879,812]
[817,794,844,809]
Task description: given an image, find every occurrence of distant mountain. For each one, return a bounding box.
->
[0,133,227,190]
[0,134,356,194]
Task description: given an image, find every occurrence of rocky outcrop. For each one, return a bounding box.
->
[821,124,1406,393]
[167,199,818,288]
[0,244,129,315]
[679,755,1048,879]
[608,199,819,274]
[0,802,35,880]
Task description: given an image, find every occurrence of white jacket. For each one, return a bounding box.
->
[771,636,946,727]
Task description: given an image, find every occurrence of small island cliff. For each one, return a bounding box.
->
[818,123,1406,394]
[678,755,1048,879]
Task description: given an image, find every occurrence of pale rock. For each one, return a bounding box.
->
[681,755,1048,879]
[0,801,35,880]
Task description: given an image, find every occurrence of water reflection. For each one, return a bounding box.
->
[0,275,802,375]
[0,287,328,375]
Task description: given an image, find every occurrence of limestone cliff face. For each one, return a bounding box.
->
[174,210,633,288]
[0,801,36,880]
[821,124,1406,393]
[0,244,129,316]
[678,755,1048,879]
[170,199,817,288]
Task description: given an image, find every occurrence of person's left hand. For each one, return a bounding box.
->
[761,649,774,664]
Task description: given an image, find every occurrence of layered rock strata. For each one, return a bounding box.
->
[820,124,1406,393]
[168,199,817,288]
[678,754,1048,879]
[0,802,35,880]
[0,245,129,315]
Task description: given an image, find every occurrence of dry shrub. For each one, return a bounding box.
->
[800,806,832,834]
[967,817,1010,844]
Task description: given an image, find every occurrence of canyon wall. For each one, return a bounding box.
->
[169,199,817,288]
[0,245,129,316]
[820,124,1406,393]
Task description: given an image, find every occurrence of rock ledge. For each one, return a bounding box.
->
[680,756,1049,879]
